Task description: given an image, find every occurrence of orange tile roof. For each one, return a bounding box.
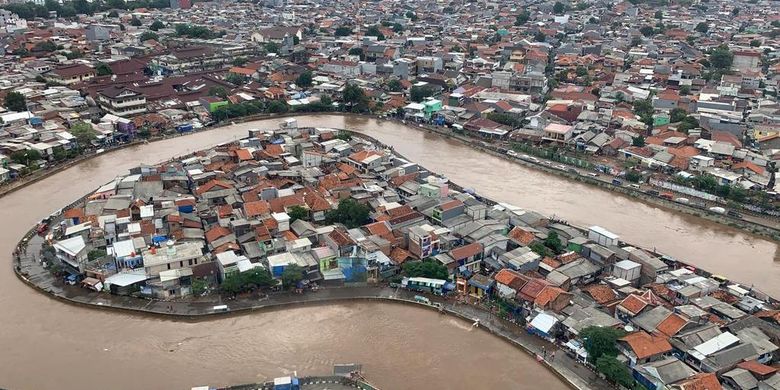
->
[235,148,253,161]
[205,226,231,243]
[194,179,233,196]
[508,226,536,245]
[656,313,687,336]
[534,286,568,308]
[736,360,777,376]
[620,331,672,360]
[675,373,722,390]
[449,242,483,260]
[244,200,270,218]
[619,294,649,315]
[494,268,522,286]
[583,284,617,304]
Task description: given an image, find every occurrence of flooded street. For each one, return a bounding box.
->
[0,114,776,389]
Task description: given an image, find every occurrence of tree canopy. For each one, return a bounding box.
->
[403,259,448,280]
[326,198,370,228]
[4,91,27,112]
[596,355,634,388]
[139,31,158,42]
[334,26,352,36]
[410,84,436,102]
[221,268,274,295]
[296,71,313,89]
[515,10,530,25]
[69,121,98,146]
[553,1,565,14]
[709,45,733,70]
[342,83,369,112]
[95,62,113,76]
[281,264,304,289]
[580,326,625,363]
[10,149,41,165]
[149,20,164,31]
[287,205,309,222]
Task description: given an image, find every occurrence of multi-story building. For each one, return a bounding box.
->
[44,64,96,85]
[97,86,147,117]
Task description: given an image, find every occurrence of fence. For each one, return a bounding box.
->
[510,143,593,169]
[649,178,722,202]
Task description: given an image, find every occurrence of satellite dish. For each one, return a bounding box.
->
[624,325,634,332]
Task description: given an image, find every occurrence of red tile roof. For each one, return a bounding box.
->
[674,373,722,390]
[620,331,672,360]
[736,360,777,376]
[618,294,649,316]
[449,242,483,260]
[656,313,687,336]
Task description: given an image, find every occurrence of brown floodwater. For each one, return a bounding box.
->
[0,114,775,390]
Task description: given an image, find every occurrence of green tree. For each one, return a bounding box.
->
[410,85,436,102]
[320,94,333,106]
[65,49,83,59]
[679,85,690,95]
[326,198,369,228]
[208,86,228,98]
[265,41,280,53]
[386,79,403,92]
[392,23,404,33]
[529,242,550,257]
[709,45,733,70]
[632,135,645,147]
[107,9,119,17]
[267,100,288,113]
[486,113,523,128]
[296,71,313,89]
[366,25,385,40]
[225,73,246,86]
[403,259,448,280]
[405,11,417,21]
[625,170,642,183]
[149,19,164,31]
[639,25,655,37]
[731,7,739,15]
[694,22,708,34]
[10,149,41,165]
[129,15,141,26]
[654,10,663,19]
[670,108,687,123]
[544,231,563,253]
[342,83,369,112]
[580,326,625,363]
[334,26,352,36]
[191,278,208,295]
[69,121,98,146]
[534,31,546,42]
[677,116,699,133]
[139,31,158,42]
[281,264,304,289]
[95,62,113,76]
[630,36,642,47]
[4,91,27,112]
[553,1,565,14]
[288,205,309,222]
[88,249,107,261]
[596,355,634,388]
[515,10,530,25]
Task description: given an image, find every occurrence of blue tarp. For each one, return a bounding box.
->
[152,235,168,244]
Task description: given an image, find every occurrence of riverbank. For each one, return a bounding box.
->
[14,246,600,390]
[4,113,778,242]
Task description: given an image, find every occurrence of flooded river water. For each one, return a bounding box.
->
[0,114,776,389]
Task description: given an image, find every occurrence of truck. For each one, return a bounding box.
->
[660,192,674,200]
[708,207,726,214]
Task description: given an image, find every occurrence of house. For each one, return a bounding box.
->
[493,268,529,299]
[534,286,572,313]
[619,331,673,366]
[141,241,204,277]
[543,123,574,143]
[449,242,483,274]
[466,273,494,299]
[53,235,88,274]
[97,86,147,117]
[633,357,696,390]
[45,64,96,85]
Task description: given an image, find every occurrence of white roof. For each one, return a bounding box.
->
[64,222,91,236]
[691,332,740,359]
[589,225,619,240]
[140,205,154,219]
[614,260,641,270]
[54,235,86,256]
[267,252,297,267]
[272,212,290,222]
[529,311,558,333]
[216,250,241,267]
[112,239,136,258]
[404,102,425,110]
[237,258,260,273]
[159,268,193,282]
[104,270,147,287]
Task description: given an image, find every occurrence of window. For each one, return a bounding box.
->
[167,263,171,270]
[180,261,184,268]
[188,259,193,266]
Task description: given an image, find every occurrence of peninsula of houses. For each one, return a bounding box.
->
[33,121,780,390]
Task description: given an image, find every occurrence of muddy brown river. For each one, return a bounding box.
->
[0,114,776,390]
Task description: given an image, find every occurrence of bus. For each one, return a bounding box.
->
[405,277,447,295]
